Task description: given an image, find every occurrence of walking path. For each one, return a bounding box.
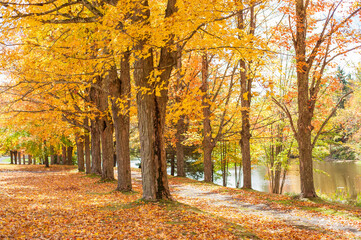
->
[131,171,361,239]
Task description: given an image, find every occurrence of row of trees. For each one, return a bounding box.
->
[0,0,360,200]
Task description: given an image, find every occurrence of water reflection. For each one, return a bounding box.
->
[313,161,361,199]
[131,159,361,199]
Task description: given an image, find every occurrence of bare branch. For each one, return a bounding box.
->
[272,96,297,138]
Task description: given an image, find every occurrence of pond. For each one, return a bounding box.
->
[131,159,361,200]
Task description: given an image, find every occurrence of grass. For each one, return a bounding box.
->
[0,158,11,163]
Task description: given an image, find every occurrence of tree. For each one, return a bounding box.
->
[277,0,361,197]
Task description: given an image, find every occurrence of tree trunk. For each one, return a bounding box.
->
[10,151,14,164]
[76,135,85,172]
[14,151,17,164]
[44,154,49,168]
[62,146,67,165]
[84,128,91,174]
[98,73,115,181]
[100,117,115,181]
[237,7,254,190]
[272,127,283,194]
[175,46,186,177]
[133,0,176,200]
[28,155,32,165]
[295,0,317,198]
[109,53,132,191]
[170,151,175,176]
[18,152,21,165]
[50,146,55,165]
[90,85,102,175]
[201,54,214,182]
[67,146,73,165]
[44,142,49,168]
[23,154,25,165]
[176,116,186,177]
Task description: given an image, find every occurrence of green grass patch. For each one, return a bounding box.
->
[97,178,117,183]
[0,158,11,163]
[86,190,115,196]
[117,190,139,195]
[100,199,146,211]
[82,173,101,179]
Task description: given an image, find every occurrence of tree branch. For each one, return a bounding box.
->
[272,96,297,138]
[311,91,353,148]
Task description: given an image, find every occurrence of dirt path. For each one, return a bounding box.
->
[132,171,361,239]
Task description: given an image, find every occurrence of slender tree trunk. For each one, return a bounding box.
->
[100,117,115,181]
[175,46,186,177]
[272,127,283,194]
[50,155,55,165]
[44,142,49,168]
[50,146,55,165]
[201,54,214,182]
[67,146,73,165]
[28,155,32,165]
[90,118,102,174]
[10,151,13,164]
[44,154,49,168]
[18,152,21,165]
[170,151,175,176]
[237,6,254,190]
[14,151,17,164]
[76,135,85,172]
[109,53,132,191]
[90,85,102,175]
[176,116,186,177]
[84,128,91,174]
[62,146,67,165]
[23,154,25,165]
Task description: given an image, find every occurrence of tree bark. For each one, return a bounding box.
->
[294,0,316,198]
[237,6,255,189]
[170,151,175,176]
[201,54,215,182]
[23,154,25,164]
[67,146,73,165]
[18,152,21,165]
[28,155,32,165]
[98,73,115,181]
[109,53,132,191]
[10,151,14,164]
[76,134,85,172]
[44,153,49,168]
[100,113,115,181]
[175,46,186,177]
[132,0,177,200]
[272,126,283,194]
[14,151,17,164]
[84,127,91,174]
[50,146,56,165]
[90,86,102,175]
[62,146,67,165]
[176,116,186,177]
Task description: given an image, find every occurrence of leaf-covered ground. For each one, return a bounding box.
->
[168,177,361,239]
[0,165,360,239]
